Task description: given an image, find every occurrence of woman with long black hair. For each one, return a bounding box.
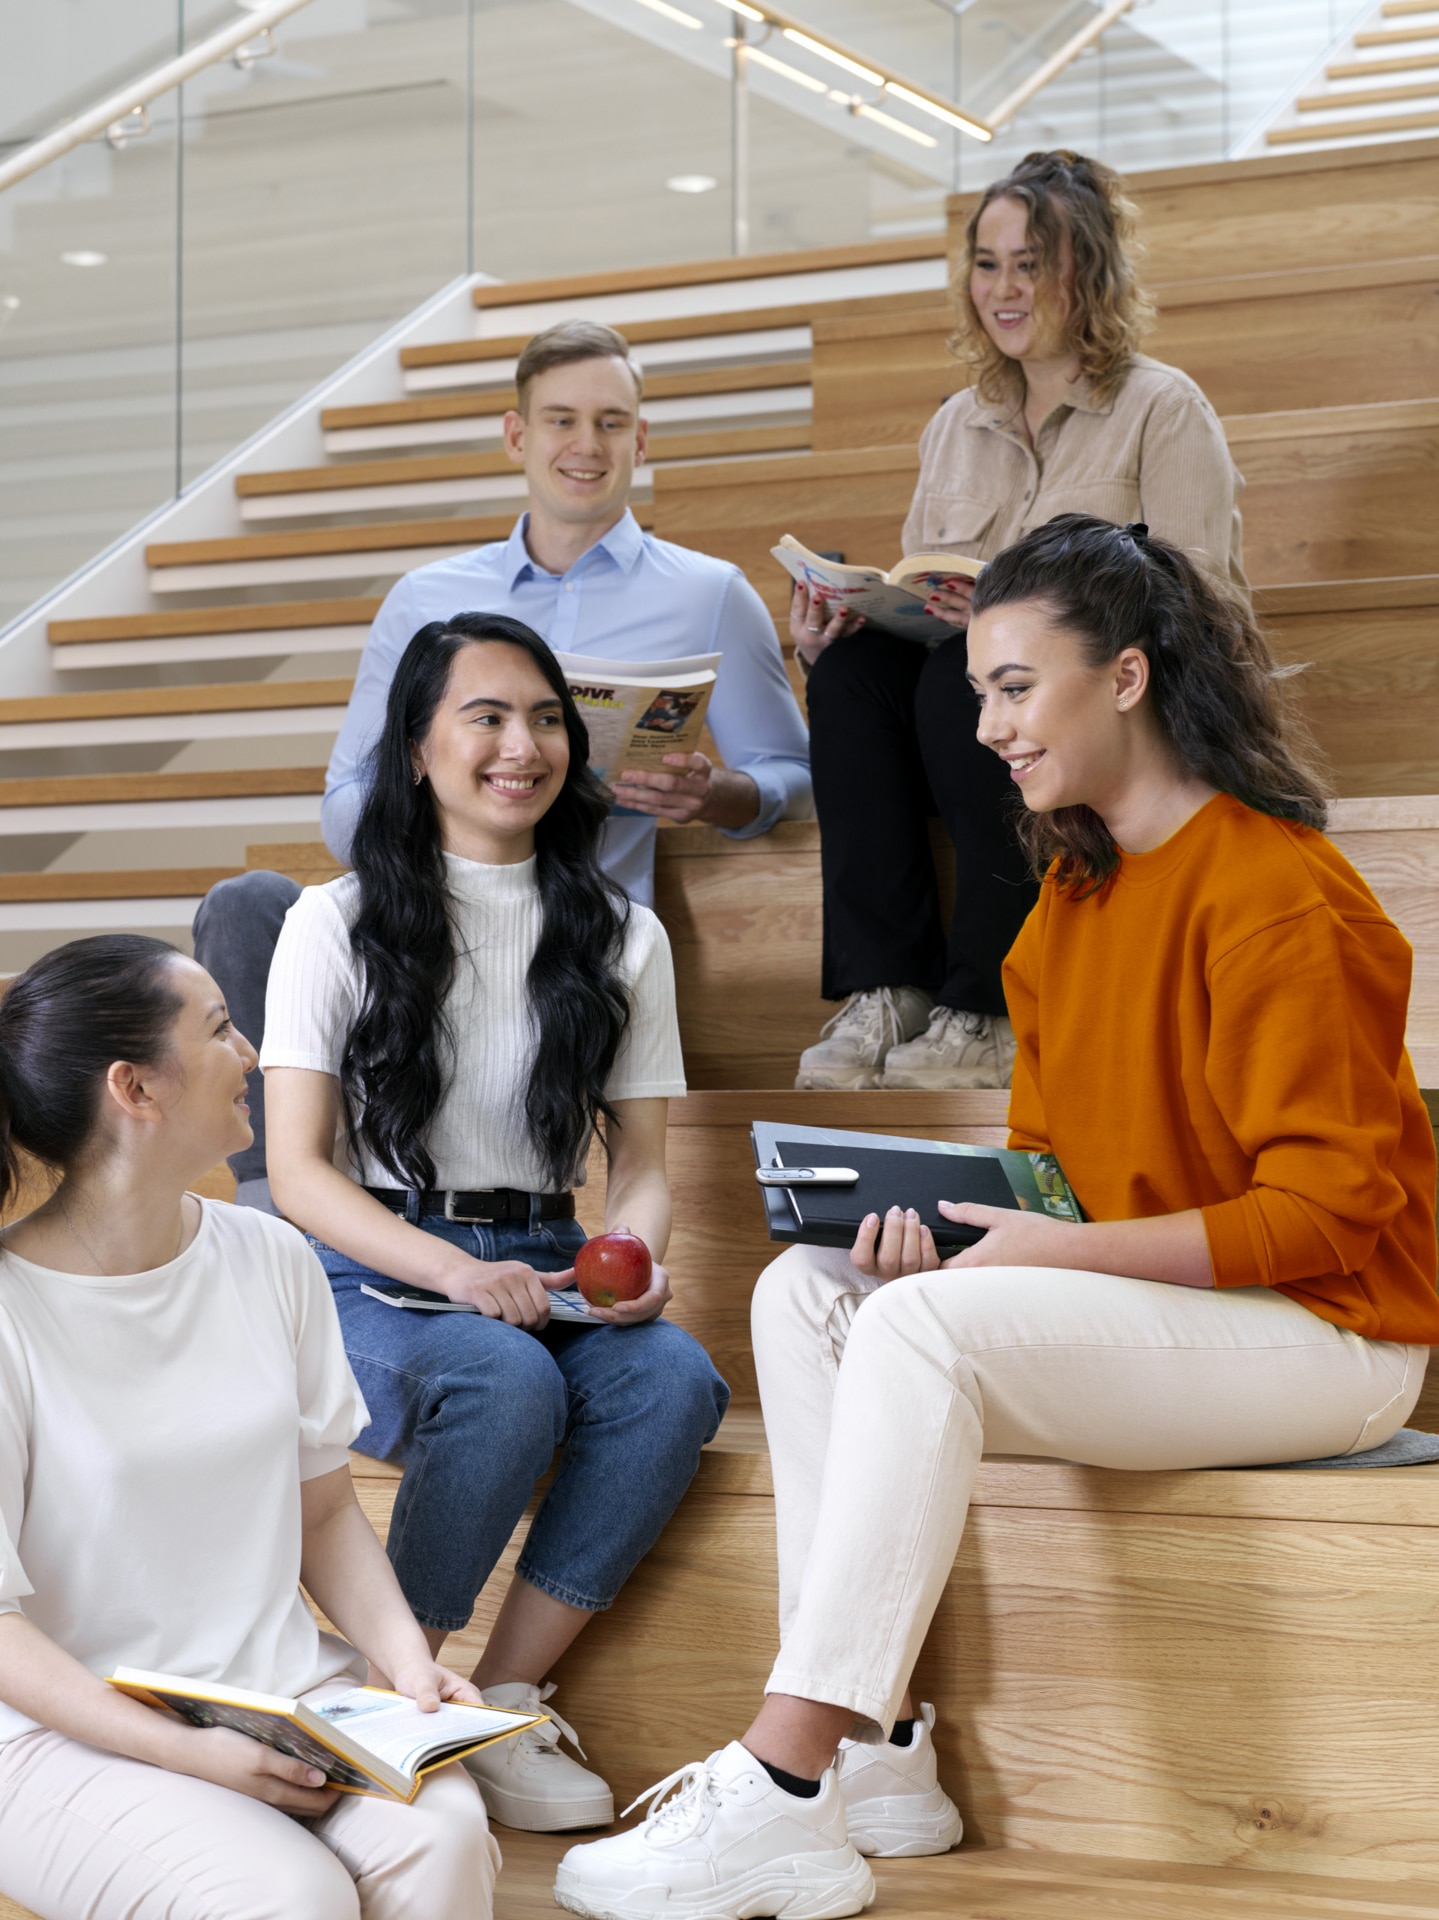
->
[262,612,729,1835]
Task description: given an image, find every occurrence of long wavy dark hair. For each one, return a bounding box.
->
[969,515,1330,895]
[342,613,631,1191]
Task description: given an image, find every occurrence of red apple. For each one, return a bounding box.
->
[574,1232,653,1308]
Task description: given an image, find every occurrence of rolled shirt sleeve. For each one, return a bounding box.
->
[700,569,813,839]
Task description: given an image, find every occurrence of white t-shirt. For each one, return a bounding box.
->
[0,1200,369,1749]
[259,852,687,1191]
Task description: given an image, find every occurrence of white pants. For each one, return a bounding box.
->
[754,1249,1427,1737]
[0,1727,499,1920]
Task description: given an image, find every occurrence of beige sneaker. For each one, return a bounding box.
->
[880,1007,1017,1090]
[795,988,934,1091]
[463,1681,614,1832]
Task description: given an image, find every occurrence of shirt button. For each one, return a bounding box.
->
[565,583,574,593]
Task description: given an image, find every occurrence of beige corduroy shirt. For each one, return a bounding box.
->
[900,353,1248,599]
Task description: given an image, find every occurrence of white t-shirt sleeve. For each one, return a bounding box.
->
[253,1212,369,1480]
[606,907,686,1102]
[260,881,362,1078]
[0,1319,34,1616]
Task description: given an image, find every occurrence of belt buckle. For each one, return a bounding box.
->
[444,1191,495,1224]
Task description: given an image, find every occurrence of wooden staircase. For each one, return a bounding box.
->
[1260,2,1439,151]
[3,141,1439,1920]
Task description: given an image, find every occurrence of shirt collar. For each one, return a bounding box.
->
[503,508,645,588]
[982,371,1111,439]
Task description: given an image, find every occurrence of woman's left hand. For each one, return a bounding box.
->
[382,1657,484,1714]
[938,1201,1087,1269]
[583,1260,673,1326]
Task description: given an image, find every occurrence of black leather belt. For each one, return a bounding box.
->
[365,1186,575,1224]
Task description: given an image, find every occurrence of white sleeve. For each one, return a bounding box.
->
[605,908,687,1102]
[0,1316,34,1615]
[257,1215,370,1480]
[259,883,362,1078]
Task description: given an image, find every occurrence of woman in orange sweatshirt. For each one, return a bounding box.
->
[552,515,1439,1920]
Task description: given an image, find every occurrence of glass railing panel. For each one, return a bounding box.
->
[0,87,181,635]
[175,0,474,488]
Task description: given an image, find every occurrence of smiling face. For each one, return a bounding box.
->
[412,640,571,865]
[503,355,646,537]
[966,597,1152,819]
[969,194,1074,369]
[130,956,258,1169]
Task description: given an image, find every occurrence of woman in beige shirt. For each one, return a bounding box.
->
[791,148,1246,1091]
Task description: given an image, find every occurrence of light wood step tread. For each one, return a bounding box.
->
[403,289,948,367]
[1329,51,1439,77]
[49,599,382,646]
[487,1831,1439,1919]
[0,869,243,902]
[469,236,944,309]
[236,426,810,498]
[0,681,353,725]
[1269,107,1439,141]
[144,514,601,571]
[0,768,326,808]
[1299,78,1439,109]
[321,362,810,432]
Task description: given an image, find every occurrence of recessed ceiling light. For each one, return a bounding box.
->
[61,250,107,267]
[666,174,719,194]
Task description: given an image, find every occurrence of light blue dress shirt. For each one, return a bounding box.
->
[323,510,812,904]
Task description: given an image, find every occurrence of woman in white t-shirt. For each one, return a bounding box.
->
[0,932,497,1920]
[262,612,729,1835]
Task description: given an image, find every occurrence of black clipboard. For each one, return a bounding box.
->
[756,1131,1020,1251]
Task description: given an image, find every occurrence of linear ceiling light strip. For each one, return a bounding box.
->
[678,0,993,141]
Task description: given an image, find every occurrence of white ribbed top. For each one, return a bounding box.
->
[260,853,686,1191]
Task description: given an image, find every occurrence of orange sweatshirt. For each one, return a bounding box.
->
[1003,793,1439,1343]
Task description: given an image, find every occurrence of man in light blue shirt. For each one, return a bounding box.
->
[323,322,811,905]
[194,318,811,1206]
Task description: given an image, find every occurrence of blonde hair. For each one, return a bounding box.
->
[951,150,1156,409]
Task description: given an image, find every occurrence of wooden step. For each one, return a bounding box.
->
[1385,0,1439,15]
[487,1831,1439,1920]
[233,426,811,523]
[321,363,811,434]
[0,768,326,809]
[1298,78,1439,110]
[1330,49,1439,76]
[945,139,1439,289]
[0,868,241,903]
[0,680,352,752]
[342,1102,1439,1886]
[469,236,944,310]
[47,598,379,671]
[142,514,659,596]
[403,324,809,395]
[1357,22,1439,48]
[1269,107,1439,143]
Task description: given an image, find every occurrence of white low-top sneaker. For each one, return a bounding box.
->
[554,1740,876,1920]
[836,1704,962,1857]
[463,1681,614,1832]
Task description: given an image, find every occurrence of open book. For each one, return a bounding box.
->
[107,1670,544,1802]
[554,651,719,785]
[771,535,985,644]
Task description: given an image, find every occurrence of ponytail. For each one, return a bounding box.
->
[0,934,184,1216]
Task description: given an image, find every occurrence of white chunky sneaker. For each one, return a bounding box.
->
[795,988,934,1091]
[880,1007,1017,1090]
[836,1705,962,1858]
[462,1681,614,1832]
[554,1741,875,1920]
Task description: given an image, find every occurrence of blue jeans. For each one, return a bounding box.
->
[313,1215,730,1631]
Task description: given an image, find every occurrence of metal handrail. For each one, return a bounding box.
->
[986,0,1138,131]
[0,0,318,196]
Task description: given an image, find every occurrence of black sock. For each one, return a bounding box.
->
[757,1758,822,1799]
[889,1718,917,1748]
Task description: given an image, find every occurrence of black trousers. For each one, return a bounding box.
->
[806,629,1038,1015]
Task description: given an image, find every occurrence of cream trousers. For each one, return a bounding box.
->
[0,1726,499,1920]
[754,1249,1428,1738]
